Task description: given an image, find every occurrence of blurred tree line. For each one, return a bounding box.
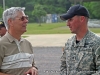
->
[0,0,100,23]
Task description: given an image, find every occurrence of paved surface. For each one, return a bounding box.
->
[24,34,74,47]
[34,47,63,75]
[24,33,100,75]
[24,33,100,47]
[24,34,71,75]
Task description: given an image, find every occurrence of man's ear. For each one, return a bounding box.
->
[8,19,13,27]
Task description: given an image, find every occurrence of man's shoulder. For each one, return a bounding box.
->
[22,38,30,43]
[0,36,7,42]
[65,35,75,45]
[22,38,32,45]
[85,31,100,46]
[67,35,75,41]
[88,31,100,41]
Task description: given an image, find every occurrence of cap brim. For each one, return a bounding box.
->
[0,26,3,29]
[0,25,5,28]
[60,14,74,21]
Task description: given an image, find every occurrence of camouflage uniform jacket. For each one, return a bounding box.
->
[60,30,100,75]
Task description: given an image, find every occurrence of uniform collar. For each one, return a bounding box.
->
[73,30,90,47]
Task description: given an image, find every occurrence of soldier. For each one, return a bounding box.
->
[60,4,100,75]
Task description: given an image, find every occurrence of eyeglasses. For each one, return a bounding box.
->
[16,15,29,21]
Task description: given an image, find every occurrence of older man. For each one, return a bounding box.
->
[0,7,38,75]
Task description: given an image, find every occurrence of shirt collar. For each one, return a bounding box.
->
[5,32,24,43]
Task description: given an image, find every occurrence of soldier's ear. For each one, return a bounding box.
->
[79,16,85,22]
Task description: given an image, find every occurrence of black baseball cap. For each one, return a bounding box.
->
[60,4,90,20]
[0,21,5,28]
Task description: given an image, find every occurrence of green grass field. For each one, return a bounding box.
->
[24,22,100,34]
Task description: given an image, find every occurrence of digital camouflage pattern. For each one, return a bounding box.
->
[60,30,100,75]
